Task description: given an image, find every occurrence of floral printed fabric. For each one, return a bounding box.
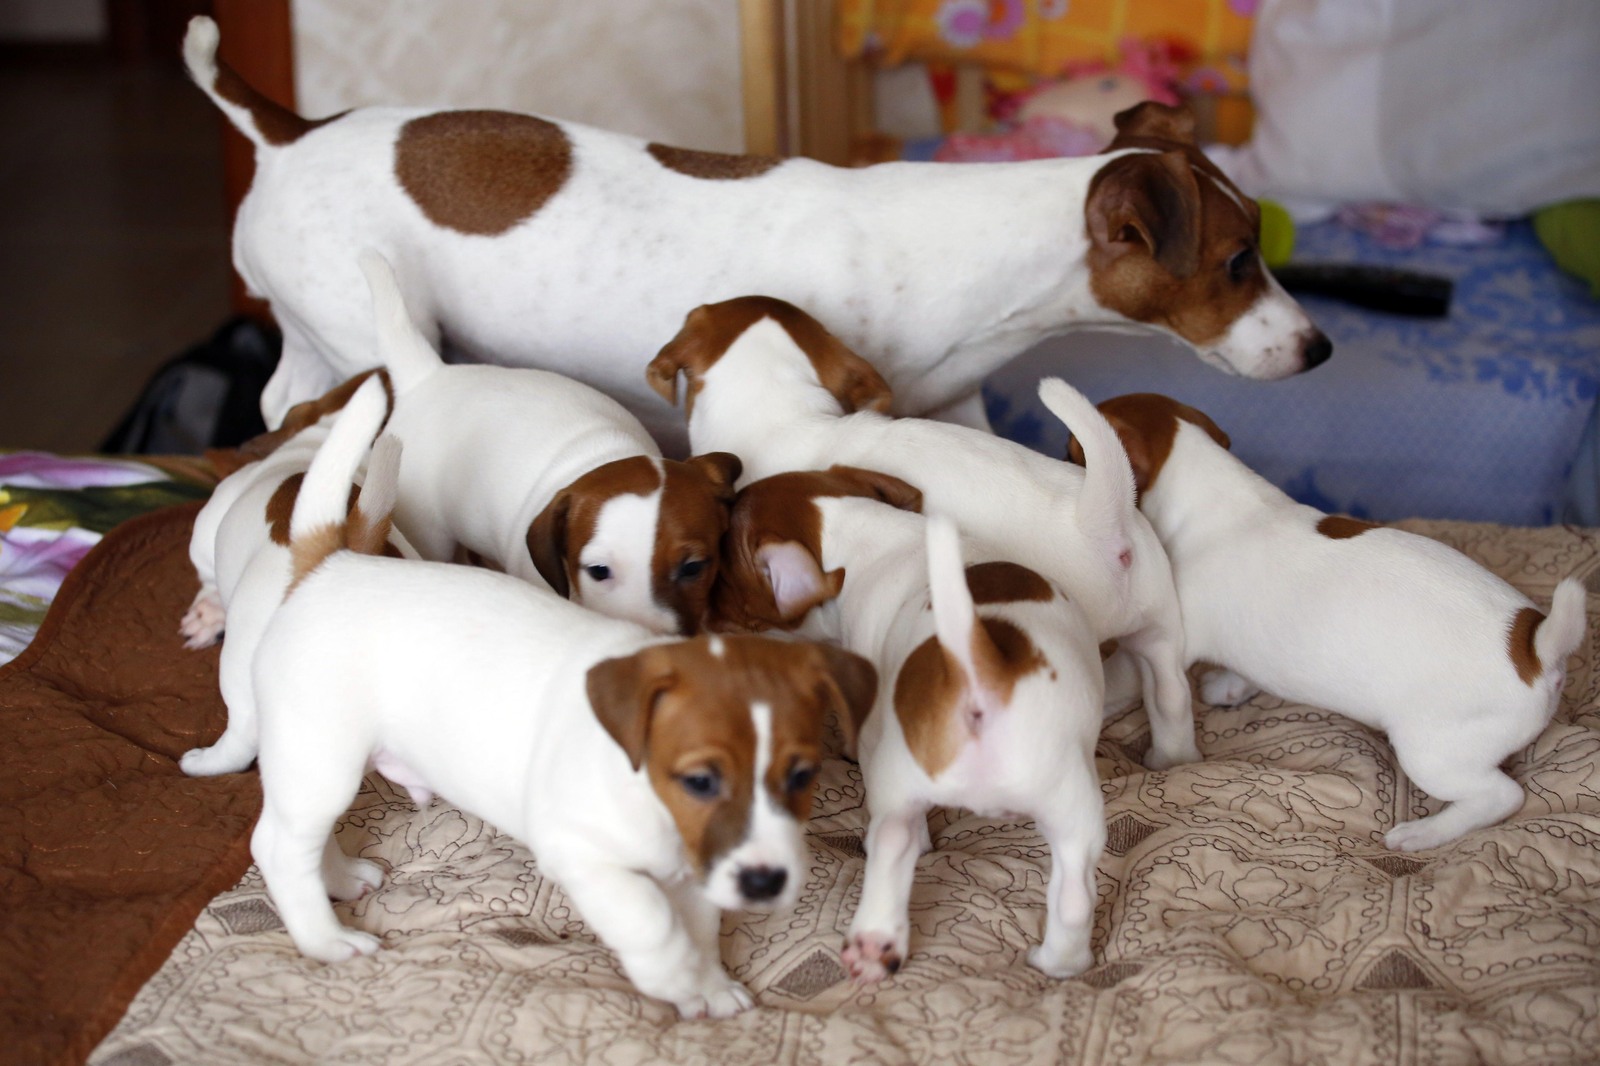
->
[0,452,211,664]
[90,522,1599,1065]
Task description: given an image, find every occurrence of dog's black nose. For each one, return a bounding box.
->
[1303,330,1333,369]
[738,865,787,902]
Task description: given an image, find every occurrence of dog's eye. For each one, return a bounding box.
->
[1226,248,1254,283]
[675,558,707,583]
[583,564,612,582]
[679,769,721,800]
[785,763,817,793]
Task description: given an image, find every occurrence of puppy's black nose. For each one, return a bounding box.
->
[738,865,787,902]
[1303,330,1333,369]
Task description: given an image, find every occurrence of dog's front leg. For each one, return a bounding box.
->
[842,804,927,983]
[558,862,752,1019]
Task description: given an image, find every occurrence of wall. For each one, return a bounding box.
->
[0,0,105,40]
[291,0,745,152]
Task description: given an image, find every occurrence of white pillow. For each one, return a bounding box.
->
[1219,0,1600,215]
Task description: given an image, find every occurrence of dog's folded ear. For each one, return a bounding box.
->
[824,465,923,513]
[586,646,676,771]
[758,540,844,623]
[647,304,717,411]
[526,490,572,598]
[685,451,743,502]
[806,643,878,758]
[1107,101,1197,149]
[1087,150,1202,280]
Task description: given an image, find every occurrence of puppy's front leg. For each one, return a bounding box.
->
[842,804,927,983]
[558,862,751,1019]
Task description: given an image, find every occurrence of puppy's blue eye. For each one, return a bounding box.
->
[680,769,721,800]
[676,558,707,582]
[584,564,612,582]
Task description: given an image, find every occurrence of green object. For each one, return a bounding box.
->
[1534,199,1600,298]
[1258,198,1295,268]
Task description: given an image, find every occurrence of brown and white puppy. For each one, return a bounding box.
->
[183,16,1328,445]
[179,373,416,778]
[711,469,1107,983]
[360,250,739,634]
[1079,393,1587,851]
[249,399,877,1018]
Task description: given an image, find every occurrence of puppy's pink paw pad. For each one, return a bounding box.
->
[841,932,902,985]
[179,594,225,649]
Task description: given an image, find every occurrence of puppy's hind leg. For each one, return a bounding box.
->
[322,835,385,901]
[180,633,260,776]
[1030,779,1105,979]
[1384,763,1525,853]
[1123,625,1202,770]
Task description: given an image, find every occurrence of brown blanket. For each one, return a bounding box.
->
[0,502,259,1066]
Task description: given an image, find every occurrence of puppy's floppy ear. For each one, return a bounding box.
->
[1094,410,1159,501]
[647,304,716,408]
[586,647,676,771]
[1175,403,1232,452]
[1087,150,1202,279]
[825,465,923,513]
[757,540,844,622]
[1108,100,1197,148]
[807,332,894,414]
[806,643,878,758]
[686,451,742,502]
[526,490,572,598]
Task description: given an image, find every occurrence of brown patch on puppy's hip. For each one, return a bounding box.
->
[1507,607,1546,686]
[1316,515,1381,540]
[965,561,1054,605]
[395,111,572,236]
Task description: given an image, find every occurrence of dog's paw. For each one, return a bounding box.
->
[1384,818,1456,853]
[179,743,252,777]
[1027,943,1092,979]
[179,593,225,649]
[1142,739,1202,773]
[841,930,904,985]
[325,856,385,901]
[302,927,381,963]
[1199,668,1257,708]
[676,977,754,1020]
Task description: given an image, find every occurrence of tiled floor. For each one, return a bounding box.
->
[0,49,232,454]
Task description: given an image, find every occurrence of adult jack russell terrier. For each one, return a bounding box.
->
[652,297,1202,770]
[358,249,739,633]
[710,469,1106,983]
[178,372,415,777]
[246,373,878,1018]
[1079,393,1586,851]
[181,16,1329,444]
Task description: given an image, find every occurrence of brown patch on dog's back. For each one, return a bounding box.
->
[1074,393,1230,501]
[965,561,1054,605]
[1508,607,1546,686]
[649,297,893,418]
[395,111,572,236]
[647,143,782,180]
[1316,515,1382,540]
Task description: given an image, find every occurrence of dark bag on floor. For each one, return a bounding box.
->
[100,317,281,455]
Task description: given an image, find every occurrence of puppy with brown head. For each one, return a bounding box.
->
[710,467,1109,983]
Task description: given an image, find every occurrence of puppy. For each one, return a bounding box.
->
[246,374,877,1018]
[652,297,1201,770]
[178,372,415,777]
[711,468,1107,982]
[183,16,1328,442]
[357,250,739,634]
[1080,393,1587,851]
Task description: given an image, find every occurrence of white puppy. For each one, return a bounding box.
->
[1082,393,1587,851]
[358,250,740,634]
[246,377,877,1018]
[178,373,415,777]
[710,468,1106,983]
[651,297,1201,770]
[183,16,1329,443]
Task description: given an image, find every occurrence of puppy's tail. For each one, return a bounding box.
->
[182,16,316,152]
[359,247,445,394]
[286,375,400,591]
[1037,377,1137,586]
[925,515,1008,726]
[1534,577,1587,682]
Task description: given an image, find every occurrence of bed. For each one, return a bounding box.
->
[1,461,1596,1066]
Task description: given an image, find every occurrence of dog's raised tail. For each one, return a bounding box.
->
[1037,377,1137,583]
[359,248,445,394]
[924,515,1012,732]
[182,15,318,152]
[1535,578,1587,684]
[286,375,397,591]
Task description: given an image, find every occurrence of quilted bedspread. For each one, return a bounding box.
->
[67,513,1599,1065]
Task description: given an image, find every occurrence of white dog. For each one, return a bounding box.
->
[178,372,415,777]
[652,297,1202,771]
[1081,392,1587,851]
[710,469,1106,983]
[245,369,877,1018]
[181,16,1328,445]
[358,249,739,633]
